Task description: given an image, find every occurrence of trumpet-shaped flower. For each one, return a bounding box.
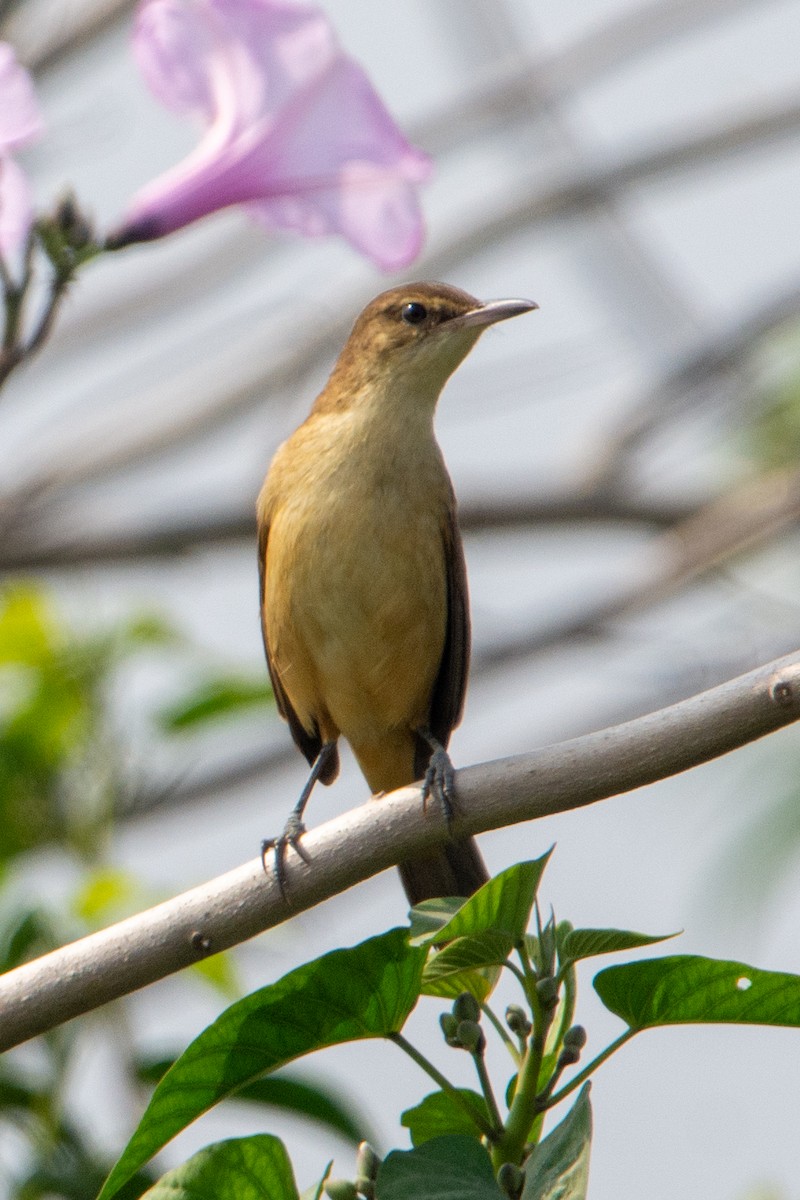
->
[112,0,432,270]
[0,43,43,267]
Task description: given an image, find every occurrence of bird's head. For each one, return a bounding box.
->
[322,282,537,409]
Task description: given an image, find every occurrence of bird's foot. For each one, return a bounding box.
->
[261,741,337,898]
[261,812,311,899]
[422,744,456,827]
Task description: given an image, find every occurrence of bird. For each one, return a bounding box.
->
[257,282,537,905]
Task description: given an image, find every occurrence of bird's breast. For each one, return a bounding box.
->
[262,418,451,740]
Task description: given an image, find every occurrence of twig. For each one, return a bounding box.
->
[0,492,695,573]
[19,94,800,498]
[1,646,799,1052]
[476,465,800,672]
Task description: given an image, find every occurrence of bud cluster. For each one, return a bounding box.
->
[439,991,486,1054]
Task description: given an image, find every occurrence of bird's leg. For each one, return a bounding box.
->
[261,740,338,897]
[416,726,456,826]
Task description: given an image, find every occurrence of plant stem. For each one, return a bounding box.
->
[473,1048,504,1133]
[387,1032,496,1139]
[543,1031,635,1110]
[482,1001,521,1065]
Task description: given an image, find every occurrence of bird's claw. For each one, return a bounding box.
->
[422,746,456,827]
[261,814,310,899]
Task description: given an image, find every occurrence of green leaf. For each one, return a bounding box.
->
[237,1075,368,1145]
[425,931,515,981]
[140,1135,298,1200]
[98,929,424,1200]
[401,1089,490,1146]
[0,587,54,665]
[408,897,464,941]
[159,676,273,731]
[72,868,141,924]
[135,1057,364,1141]
[595,954,800,1030]
[523,1084,592,1200]
[422,931,512,1001]
[119,614,178,648]
[559,928,678,969]
[0,905,59,971]
[376,1136,504,1200]
[409,856,552,947]
[190,945,241,998]
[300,1162,333,1200]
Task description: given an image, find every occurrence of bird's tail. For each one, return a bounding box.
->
[352,732,489,906]
[398,834,489,907]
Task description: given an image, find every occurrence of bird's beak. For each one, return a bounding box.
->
[447,297,539,330]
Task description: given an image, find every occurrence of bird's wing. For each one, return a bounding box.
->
[258,518,323,769]
[425,497,471,752]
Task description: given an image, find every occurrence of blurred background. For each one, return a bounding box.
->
[2,0,800,1196]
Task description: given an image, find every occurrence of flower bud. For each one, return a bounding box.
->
[457,1019,485,1054]
[54,193,93,249]
[505,1005,531,1037]
[440,1012,459,1044]
[535,976,559,1009]
[557,1045,581,1069]
[563,1024,587,1050]
[355,1142,380,1198]
[324,1180,358,1200]
[497,1162,526,1199]
[453,991,481,1023]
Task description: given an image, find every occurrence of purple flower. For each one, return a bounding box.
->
[0,43,43,268]
[112,0,432,270]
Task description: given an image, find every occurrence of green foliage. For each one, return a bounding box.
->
[93,853,800,1199]
[0,585,176,860]
[745,343,800,469]
[97,929,425,1200]
[158,675,273,731]
[0,583,290,1198]
[557,927,677,970]
[421,931,511,1001]
[594,955,800,1030]
[376,1136,504,1200]
[0,583,274,863]
[401,1089,491,1146]
[138,1135,298,1200]
[520,1086,591,1200]
[135,1058,371,1146]
[409,854,552,947]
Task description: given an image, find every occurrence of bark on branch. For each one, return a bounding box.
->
[2,647,800,1052]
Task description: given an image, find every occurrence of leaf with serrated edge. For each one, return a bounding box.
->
[595,954,800,1030]
[522,1084,592,1200]
[99,930,424,1200]
[409,855,552,947]
[140,1134,298,1200]
[376,1135,504,1200]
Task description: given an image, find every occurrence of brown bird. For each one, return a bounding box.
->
[257,282,537,904]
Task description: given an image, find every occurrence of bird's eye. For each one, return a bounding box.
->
[401,301,427,325]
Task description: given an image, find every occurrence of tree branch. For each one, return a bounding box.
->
[16,95,800,502]
[0,492,694,573]
[1,649,800,1052]
[478,465,800,671]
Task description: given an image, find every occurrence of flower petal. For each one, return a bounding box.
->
[0,154,34,265]
[115,0,431,267]
[0,42,43,151]
[133,0,218,120]
[245,57,432,268]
